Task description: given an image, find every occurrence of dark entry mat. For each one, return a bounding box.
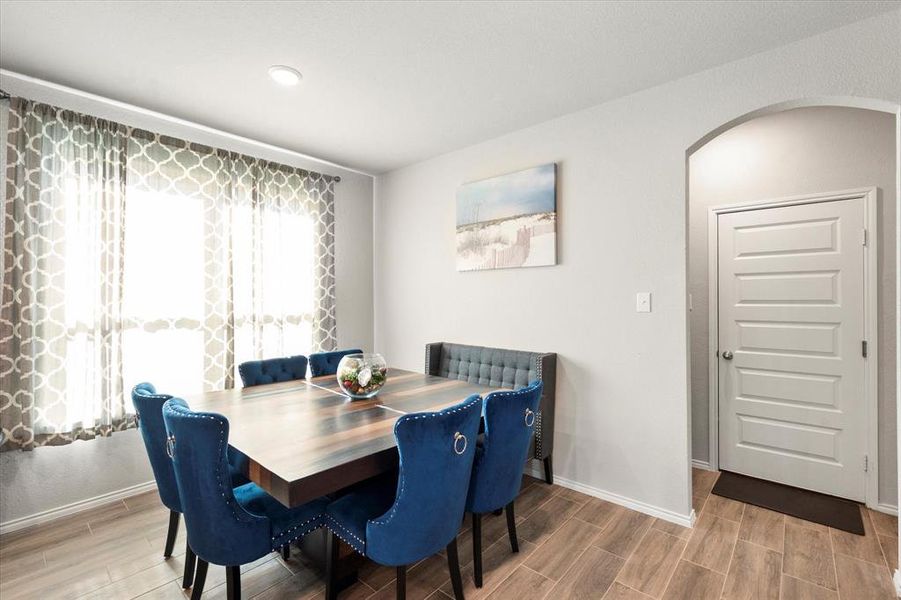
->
[711,471,864,535]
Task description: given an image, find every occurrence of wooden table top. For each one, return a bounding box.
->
[187,368,495,507]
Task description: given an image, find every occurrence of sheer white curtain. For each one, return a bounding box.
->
[1,97,336,450]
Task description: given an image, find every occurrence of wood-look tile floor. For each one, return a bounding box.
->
[0,469,897,599]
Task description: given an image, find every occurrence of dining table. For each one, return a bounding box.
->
[188,367,498,509]
[187,367,499,588]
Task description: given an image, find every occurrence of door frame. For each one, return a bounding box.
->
[706,187,880,508]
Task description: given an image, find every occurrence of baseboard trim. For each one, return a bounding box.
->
[691,459,713,471]
[893,568,901,596]
[0,480,157,536]
[876,503,899,517]
[526,465,694,528]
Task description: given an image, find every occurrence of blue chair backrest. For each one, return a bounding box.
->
[162,398,270,566]
[309,349,363,377]
[238,355,308,387]
[366,395,483,566]
[132,383,181,512]
[466,381,543,514]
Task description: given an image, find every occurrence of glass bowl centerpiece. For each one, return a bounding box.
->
[337,353,387,399]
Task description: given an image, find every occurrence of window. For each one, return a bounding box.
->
[1,97,336,449]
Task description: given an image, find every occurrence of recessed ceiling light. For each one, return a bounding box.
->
[268,65,302,86]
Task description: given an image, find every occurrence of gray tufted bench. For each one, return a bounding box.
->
[425,342,557,485]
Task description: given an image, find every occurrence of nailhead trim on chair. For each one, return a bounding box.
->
[369,397,481,530]
[272,522,325,550]
[533,354,550,459]
[133,386,172,427]
[426,346,553,462]
[272,515,323,544]
[165,402,328,557]
[327,523,367,556]
[326,515,367,548]
[165,404,262,525]
[134,392,171,400]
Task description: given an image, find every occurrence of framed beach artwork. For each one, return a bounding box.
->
[456,163,557,271]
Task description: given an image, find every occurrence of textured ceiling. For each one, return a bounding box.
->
[0,1,897,173]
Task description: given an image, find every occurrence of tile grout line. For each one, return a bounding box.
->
[135,579,181,600]
[827,517,843,600]
[715,502,743,598]
[519,561,554,582]
[236,556,296,599]
[738,533,783,555]
[681,555,728,575]
[652,525,688,598]
[502,486,623,600]
[10,473,898,600]
[660,484,717,597]
[778,508,786,600]
[783,511,842,595]
[866,507,896,573]
[536,536,598,599]
[613,509,673,596]
[465,544,541,600]
[616,582,654,599]
[520,487,560,519]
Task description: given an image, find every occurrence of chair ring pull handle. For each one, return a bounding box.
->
[524,408,535,427]
[453,432,467,455]
[166,435,175,459]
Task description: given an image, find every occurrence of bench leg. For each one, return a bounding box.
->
[543,455,553,485]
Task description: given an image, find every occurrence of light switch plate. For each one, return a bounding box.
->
[636,292,651,313]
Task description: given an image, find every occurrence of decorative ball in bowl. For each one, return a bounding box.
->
[337,353,388,399]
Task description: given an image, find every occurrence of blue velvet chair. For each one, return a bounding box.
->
[237,354,308,387]
[236,353,307,557]
[162,398,329,600]
[308,349,363,377]
[131,383,198,590]
[324,395,483,600]
[465,381,543,587]
[133,383,256,593]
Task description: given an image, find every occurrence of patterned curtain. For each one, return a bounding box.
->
[1,97,337,450]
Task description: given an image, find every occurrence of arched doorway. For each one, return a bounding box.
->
[685,99,899,575]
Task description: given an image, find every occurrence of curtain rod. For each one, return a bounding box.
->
[0,71,368,180]
[0,85,340,181]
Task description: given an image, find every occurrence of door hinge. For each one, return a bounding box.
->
[862,340,868,358]
[862,228,868,246]
[864,455,869,472]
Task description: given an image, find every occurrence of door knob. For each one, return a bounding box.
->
[722,351,734,360]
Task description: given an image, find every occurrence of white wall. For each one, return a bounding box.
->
[0,76,375,526]
[688,107,897,507]
[373,11,901,522]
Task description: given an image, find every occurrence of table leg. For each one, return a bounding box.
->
[298,527,361,593]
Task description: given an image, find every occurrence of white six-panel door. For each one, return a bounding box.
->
[717,197,866,501]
